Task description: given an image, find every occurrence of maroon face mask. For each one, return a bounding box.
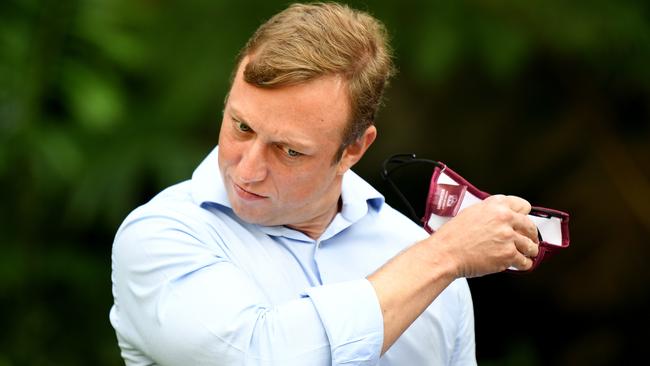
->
[382,154,570,272]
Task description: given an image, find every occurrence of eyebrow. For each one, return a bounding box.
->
[227,107,313,152]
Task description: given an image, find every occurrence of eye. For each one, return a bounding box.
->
[286,148,301,157]
[278,145,303,158]
[236,121,252,132]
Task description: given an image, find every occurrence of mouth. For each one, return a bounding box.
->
[233,182,267,201]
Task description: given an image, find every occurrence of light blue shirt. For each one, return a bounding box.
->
[110,147,476,366]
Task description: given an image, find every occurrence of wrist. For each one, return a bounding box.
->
[415,236,462,282]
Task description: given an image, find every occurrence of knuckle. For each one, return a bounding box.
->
[508,195,532,212]
[506,246,519,258]
[496,227,513,240]
[515,196,532,212]
[523,216,535,227]
[489,194,506,203]
[532,247,540,258]
[494,206,513,222]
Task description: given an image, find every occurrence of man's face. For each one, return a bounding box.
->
[218,58,362,232]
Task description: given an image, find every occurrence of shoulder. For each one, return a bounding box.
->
[342,170,429,243]
[361,201,430,246]
[122,178,239,230]
[112,180,233,268]
[117,182,208,237]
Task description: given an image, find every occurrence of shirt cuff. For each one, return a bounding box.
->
[303,279,384,366]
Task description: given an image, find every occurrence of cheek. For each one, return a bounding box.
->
[218,122,232,145]
[218,130,240,164]
[276,166,331,200]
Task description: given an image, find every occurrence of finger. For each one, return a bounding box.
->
[513,233,539,258]
[512,214,539,243]
[503,195,532,214]
[511,252,534,271]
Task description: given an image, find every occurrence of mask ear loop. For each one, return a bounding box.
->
[381,153,442,225]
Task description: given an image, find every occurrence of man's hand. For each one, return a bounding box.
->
[426,194,540,278]
[369,194,540,354]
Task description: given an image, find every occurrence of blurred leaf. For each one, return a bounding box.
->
[61,61,124,131]
[74,0,154,71]
[413,21,461,82]
[33,125,85,183]
[475,19,531,80]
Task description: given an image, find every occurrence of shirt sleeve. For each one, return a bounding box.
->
[110,207,384,366]
[303,280,384,365]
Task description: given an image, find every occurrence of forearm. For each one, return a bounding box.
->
[368,194,542,354]
[112,216,385,365]
[367,238,457,354]
[115,257,384,365]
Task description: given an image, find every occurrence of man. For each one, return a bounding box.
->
[110,3,539,365]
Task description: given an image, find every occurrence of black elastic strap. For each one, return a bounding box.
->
[381,153,442,225]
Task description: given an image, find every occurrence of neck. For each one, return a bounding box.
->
[287,197,342,240]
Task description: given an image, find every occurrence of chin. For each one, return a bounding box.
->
[231,205,275,226]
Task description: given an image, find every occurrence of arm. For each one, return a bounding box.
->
[368,195,539,354]
[111,211,383,366]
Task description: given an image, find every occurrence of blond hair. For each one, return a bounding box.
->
[233,2,396,160]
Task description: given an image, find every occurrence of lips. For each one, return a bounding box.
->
[233,182,267,201]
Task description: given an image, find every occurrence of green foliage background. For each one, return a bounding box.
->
[1,0,648,365]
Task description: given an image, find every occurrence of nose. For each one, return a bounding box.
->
[236,141,268,184]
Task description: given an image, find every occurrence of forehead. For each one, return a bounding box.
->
[227,58,351,143]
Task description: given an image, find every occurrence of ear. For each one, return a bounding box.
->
[337,125,377,175]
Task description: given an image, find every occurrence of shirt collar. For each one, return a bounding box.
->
[190,146,231,208]
[339,169,384,222]
[191,146,385,240]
